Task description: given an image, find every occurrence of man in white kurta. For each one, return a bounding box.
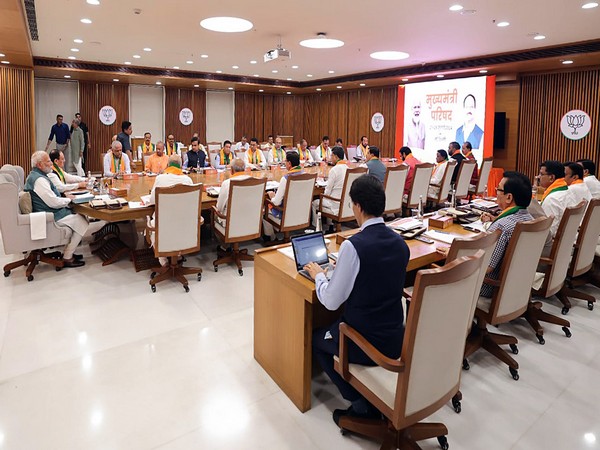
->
[427,150,449,199]
[564,162,592,206]
[314,136,331,163]
[48,149,88,193]
[312,147,348,228]
[577,159,600,198]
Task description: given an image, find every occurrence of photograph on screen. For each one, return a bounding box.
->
[403,76,487,163]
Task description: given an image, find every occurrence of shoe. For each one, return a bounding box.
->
[60,253,83,260]
[262,234,271,242]
[333,405,383,427]
[63,259,85,268]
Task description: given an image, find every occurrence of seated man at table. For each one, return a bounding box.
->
[48,149,88,193]
[399,146,421,196]
[314,135,331,163]
[448,141,464,184]
[215,140,234,169]
[139,132,155,154]
[311,146,348,229]
[538,160,577,239]
[216,159,251,225]
[355,135,369,160]
[243,137,267,170]
[262,152,304,240]
[576,159,600,197]
[103,141,131,177]
[305,174,410,425]
[365,146,385,183]
[234,135,249,152]
[165,134,180,156]
[295,139,314,163]
[25,151,89,268]
[462,141,479,186]
[267,136,286,165]
[479,171,534,297]
[145,141,169,174]
[183,137,208,172]
[564,161,592,205]
[428,149,449,198]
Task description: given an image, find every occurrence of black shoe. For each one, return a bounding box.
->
[327,225,335,233]
[61,253,83,260]
[262,234,271,242]
[333,405,382,427]
[63,259,85,268]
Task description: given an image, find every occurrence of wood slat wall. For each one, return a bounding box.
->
[79,81,129,173]
[164,87,206,144]
[517,69,600,180]
[0,66,35,171]
[234,86,397,156]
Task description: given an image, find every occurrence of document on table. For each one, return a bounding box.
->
[423,230,456,244]
[462,220,489,233]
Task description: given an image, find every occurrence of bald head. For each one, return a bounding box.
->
[231,158,246,173]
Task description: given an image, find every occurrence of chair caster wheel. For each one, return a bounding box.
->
[462,359,470,370]
[536,333,545,345]
[437,436,449,450]
[151,285,156,293]
[562,326,572,338]
[509,344,518,354]
[27,275,34,282]
[588,302,594,311]
[340,428,348,436]
[197,273,202,281]
[452,398,461,414]
[150,272,156,279]
[561,306,569,315]
[3,270,10,277]
[184,285,189,293]
[55,266,62,271]
[509,367,519,380]
[214,266,218,272]
[238,269,243,276]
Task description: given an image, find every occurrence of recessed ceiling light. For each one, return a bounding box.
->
[300,33,344,49]
[228,87,234,90]
[496,21,510,27]
[186,60,193,64]
[86,0,100,4]
[64,75,71,78]
[156,81,162,85]
[562,60,574,64]
[232,65,239,69]
[216,70,222,73]
[250,60,257,64]
[143,48,151,52]
[133,54,141,58]
[582,2,598,8]
[124,61,131,65]
[316,88,322,91]
[80,18,92,24]
[201,54,208,58]
[286,92,291,95]
[534,34,546,40]
[328,70,335,74]
[0,53,4,57]
[194,84,199,87]
[359,83,366,87]
[68,56,76,60]
[449,4,463,11]
[272,69,278,73]
[370,51,410,60]
[292,65,299,69]
[70,48,79,52]
[307,74,313,77]
[173,66,179,69]
[286,77,292,80]
[113,78,119,82]
[200,17,253,33]
[253,74,259,77]
[336,86,342,89]
[437,74,445,78]
[258,89,264,92]
[479,69,488,73]
[73,39,83,44]
[1,61,9,64]
[402,78,409,82]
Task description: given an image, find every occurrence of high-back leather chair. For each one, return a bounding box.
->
[383,165,408,215]
[469,157,493,197]
[427,160,457,206]
[453,160,477,200]
[403,163,434,209]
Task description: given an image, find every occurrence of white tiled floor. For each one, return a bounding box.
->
[1,234,599,449]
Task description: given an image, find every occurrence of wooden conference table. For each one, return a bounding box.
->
[253,222,474,412]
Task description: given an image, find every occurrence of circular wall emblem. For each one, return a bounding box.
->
[371,112,384,132]
[560,109,591,140]
[98,105,116,125]
[179,108,194,126]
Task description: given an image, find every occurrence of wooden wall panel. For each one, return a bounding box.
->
[494,83,520,171]
[517,69,600,181]
[0,66,35,171]
[164,87,206,144]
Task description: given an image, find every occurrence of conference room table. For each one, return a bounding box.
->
[253,221,474,412]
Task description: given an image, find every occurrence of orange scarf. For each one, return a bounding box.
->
[272,146,284,162]
[297,146,310,161]
[432,160,447,176]
[246,149,263,164]
[571,179,584,185]
[541,178,568,204]
[164,164,182,175]
[219,149,232,165]
[464,151,474,159]
[318,145,329,159]
[166,143,177,156]
[404,153,415,162]
[336,160,349,165]
[142,142,154,153]
[109,152,126,173]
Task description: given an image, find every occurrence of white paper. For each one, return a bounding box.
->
[424,230,456,244]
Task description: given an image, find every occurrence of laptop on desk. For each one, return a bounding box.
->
[290,232,332,282]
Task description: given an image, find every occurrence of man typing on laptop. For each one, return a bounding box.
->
[304,174,410,427]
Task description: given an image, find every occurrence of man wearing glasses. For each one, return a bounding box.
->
[537,160,577,239]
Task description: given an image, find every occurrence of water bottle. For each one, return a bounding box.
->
[316,212,322,232]
[418,195,424,220]
[450,188,456,209]
[86,171,93,190]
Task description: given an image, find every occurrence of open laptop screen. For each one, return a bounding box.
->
[290,232,329,270]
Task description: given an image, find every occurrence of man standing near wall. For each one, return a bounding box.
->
[44,115,70,153]
[117,121,133,160]
[73,113,90,172]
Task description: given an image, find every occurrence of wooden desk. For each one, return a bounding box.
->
[253,223,474,412]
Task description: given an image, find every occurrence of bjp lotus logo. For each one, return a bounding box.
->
[560,109,591,141]
[98,105,117,125]
[566,114,585,135]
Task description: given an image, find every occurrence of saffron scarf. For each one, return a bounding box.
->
[142,142,155,153]
[492,206,525,224]
[52,163,66,183]
[432,160,447,176]
[109,152,126,173]
[297,146,310,161]
[219,149,231,166]
[272,147,284,162]
[246,149,263,165]
[164,163,183,175]
[541,178,568,204]
[166,143,177,156]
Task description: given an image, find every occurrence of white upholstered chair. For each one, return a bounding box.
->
[346,146,358,160]
[403,163,434,209]
[142,151,155,169]
[264,173,317,241]
[465,216,553,379]
[317,167,367,232]
[469,157,493,196]
[146,183,203,292]
[427,160,457,206]
[383,165,408,215]
[334,253,485,449]
[0,171,70,281]
[207,142,221,151]
[1,164,25,190]
[212,177,267,275]
[453,160,477,200]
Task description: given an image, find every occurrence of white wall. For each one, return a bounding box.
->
[129,85,164,142]
[206,90,234,144]
[34,78,79,152]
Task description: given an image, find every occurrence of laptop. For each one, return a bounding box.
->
[290,232,331,281]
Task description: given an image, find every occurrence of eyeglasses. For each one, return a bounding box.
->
[496,188,505,193]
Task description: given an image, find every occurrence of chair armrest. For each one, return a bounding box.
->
[338,323,404,380]
[403,289,412,299]
[211,205,227,220]
[321,194,340,202]
[483,277,501,287]
[538,257,553,266]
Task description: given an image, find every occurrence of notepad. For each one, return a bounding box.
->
[423,230,456,244]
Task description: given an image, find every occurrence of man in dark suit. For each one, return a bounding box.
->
[448,141,465,184]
